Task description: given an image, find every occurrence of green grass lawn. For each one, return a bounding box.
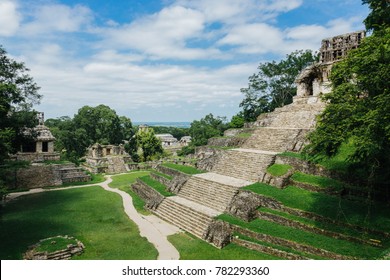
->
[267,164,292,176]
[0,186,158,259]
[218,214,383,259]
[109,171,151,215]
[139,176,175,197]
[243,183,390,232]
[152,171,173,180]
[290,172,345,190]
[168,233,280,260]
[162,163,205,175]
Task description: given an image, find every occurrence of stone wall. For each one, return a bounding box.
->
[233,238,308,260]
[150,173,171,186]
[232,226,352,260]
[155,165,190,194]
[226,190,282,221]
[223,128,255,137]
[256,211,379,247]
[131,179,164,210]
[207,137,247,148]
[13,165,62,189]
[203,220,232,248]
[194,146,223,172]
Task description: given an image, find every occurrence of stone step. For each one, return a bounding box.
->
[242,127,309,152]
[178,174,241,212]
[255,103,325,129]
[154,197,217,239]
[211,149,276,182]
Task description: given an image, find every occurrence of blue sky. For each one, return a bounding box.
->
[0,0,368,122]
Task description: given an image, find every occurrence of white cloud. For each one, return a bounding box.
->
[218,23,284,54]
[102,5,222,60]
[0,0,21,36]
[21,4,93,36]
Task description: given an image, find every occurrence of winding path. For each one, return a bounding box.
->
[4,175,181,260]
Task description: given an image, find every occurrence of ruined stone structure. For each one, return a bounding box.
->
[156,134,178,147]
[15,112,60,162]
[84,143,131,173]
[295,30,365,103]
[148,31,366,251]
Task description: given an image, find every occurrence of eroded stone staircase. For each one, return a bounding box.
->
[55,164,91,184]
[153,98,325,246]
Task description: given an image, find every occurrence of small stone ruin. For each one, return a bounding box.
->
[23,236,84,260]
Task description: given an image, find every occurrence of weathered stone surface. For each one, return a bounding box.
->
[233,226,353,260]
[132,179,164,210]
[226,190,282,221]
[150,173,171,186]
[223,128,255,137]
[207,137,248,148]
[256,211,380,247]
[194,146,223,172]
[203,220,232,248]
[233,238,308,260]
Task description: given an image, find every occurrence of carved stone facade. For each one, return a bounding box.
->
[295,30,366,104]
[84,143,131,174]
[15,112,60,162]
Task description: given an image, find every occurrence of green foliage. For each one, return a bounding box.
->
[239,50,318,122]
[177,145,195,156]
[0,187,158,259]
[135,127,163,161]
[304,27,390,192]
[161,163,205,175]
[189,113,229,146]
[363,0,390,31]
[46,105,135,163]
[266,164,292,176]
[229,113,245,128]
[0,46,41,163]
[139,176,174,197]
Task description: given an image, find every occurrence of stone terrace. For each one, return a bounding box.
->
[153,97,326,246]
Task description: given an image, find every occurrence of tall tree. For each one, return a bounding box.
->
[0,46,41,162]
[304,21,390,193]
[363,0,390,31]
[189,113,228,146]
[0,46,41,198]
[239,50,318,122]
[136,128,163,161]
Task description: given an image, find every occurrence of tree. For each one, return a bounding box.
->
[73,105,124,145]
[363,0,390,31]
[46,106,134,163]
[189,113,229,146]
[0,46,41,162]
[229,113,245,128]
[136,128,163,161]
[0,46,41,199]
[239,50,318,122]
[304,26,390,193]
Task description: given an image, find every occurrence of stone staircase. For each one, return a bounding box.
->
[255,102,325,129]
[153,99,327,252]
[211,149,276,182]
[154,196,218,239]
[242,127,309,152]
[178,173,251,212]
[56,164,91,184]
